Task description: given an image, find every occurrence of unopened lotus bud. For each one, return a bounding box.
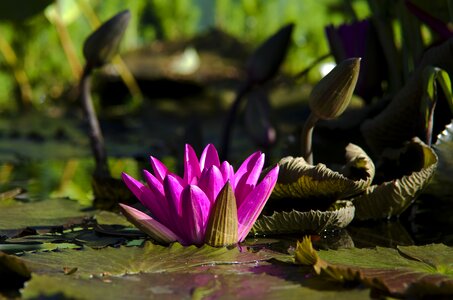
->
[205,181,238,247]
[83,10,131,68]
[309,57,361,120]
[246,23,294,85]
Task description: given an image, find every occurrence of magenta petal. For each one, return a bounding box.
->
[143,170,165,197]
[139,188,170,226]
[183,144,201,185]
[180,185,211,245]
[220,161,235,183]
[122,172,144,199]
[199,144,220,170]
[237,165,279,241]
[150,156,168,183]
[163,174,184,219]
[119,204,182,244]
[234,152,265,204]
[198,165,225,204]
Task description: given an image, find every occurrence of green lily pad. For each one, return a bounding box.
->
[295,237,453,297]
[21,264,371,300]
[352,138,438,220]
[251,200,355,235]
[20,242,276,277]
[0,198,94,231]
[272,143,374,202]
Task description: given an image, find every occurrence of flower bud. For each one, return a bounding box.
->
[309,57,361,120]
[246,23,294,85]
[83,10,131,68]
[204,181,238,247]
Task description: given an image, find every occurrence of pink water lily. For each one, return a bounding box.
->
[120,144,279,246]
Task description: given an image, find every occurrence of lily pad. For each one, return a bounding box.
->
[271,143,374,202]
[352,138,438,220]
[0,198,94,231]
[21,264,371,300]
[251,200,355,235]
[295,237,453,297]
[20,242,276,277]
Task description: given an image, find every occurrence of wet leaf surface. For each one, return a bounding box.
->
[296,237,453,297]
[21,262,371,300]
[0,198,94,231]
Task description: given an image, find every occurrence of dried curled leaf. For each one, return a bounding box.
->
[272,143,374,201]
[362,38,453,154]
[352,138,438,220]
[251,200,354,235]
[426,121,453,200]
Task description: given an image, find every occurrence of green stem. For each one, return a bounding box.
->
[301,112,319,165]
[80,65,111,178]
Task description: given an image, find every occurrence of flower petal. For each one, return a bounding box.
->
[181,185,211,245]
[163,174,184,220]
[150,156,168,183]
[237,165,279,241]
[119,204,181,244]
[199,144,220,170]
[234,152,265,205]
[139,187,170,226]
[121,172,144,199]
[143,170,165,197]
[198,165,225,204]
[183,144,201,184]
[220,161,235,183]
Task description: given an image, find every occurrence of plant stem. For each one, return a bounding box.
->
[301,112,319,165]
[220,83,250,160]
[80,65,111,178]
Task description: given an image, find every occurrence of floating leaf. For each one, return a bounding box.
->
[272,143,374,201]
[20,242,274,277]
[0,198,93,231]
[21,264,371,300]
[352,138,438,220]
[295,238,453,297]
[251,201,354,235]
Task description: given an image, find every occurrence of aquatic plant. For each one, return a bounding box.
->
[120,144,279,246]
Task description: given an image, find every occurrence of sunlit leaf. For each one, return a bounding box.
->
[352,138,438,220]
[0,198,93,231]
[295,238,453,297]
[272,143,374,201]
[20,242,275,277]
[21,265,371,300]
[251,201,354,235]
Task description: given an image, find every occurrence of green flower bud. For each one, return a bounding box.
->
[83,10,131,68]
[205,182,238,247]
[309,57,361,120]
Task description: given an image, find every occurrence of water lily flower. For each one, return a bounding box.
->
[120,144,279,246]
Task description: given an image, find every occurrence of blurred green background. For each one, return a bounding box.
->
[0,0,370,112]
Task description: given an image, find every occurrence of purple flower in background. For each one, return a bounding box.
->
[325,19,387,103]
[120,144,279,246]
